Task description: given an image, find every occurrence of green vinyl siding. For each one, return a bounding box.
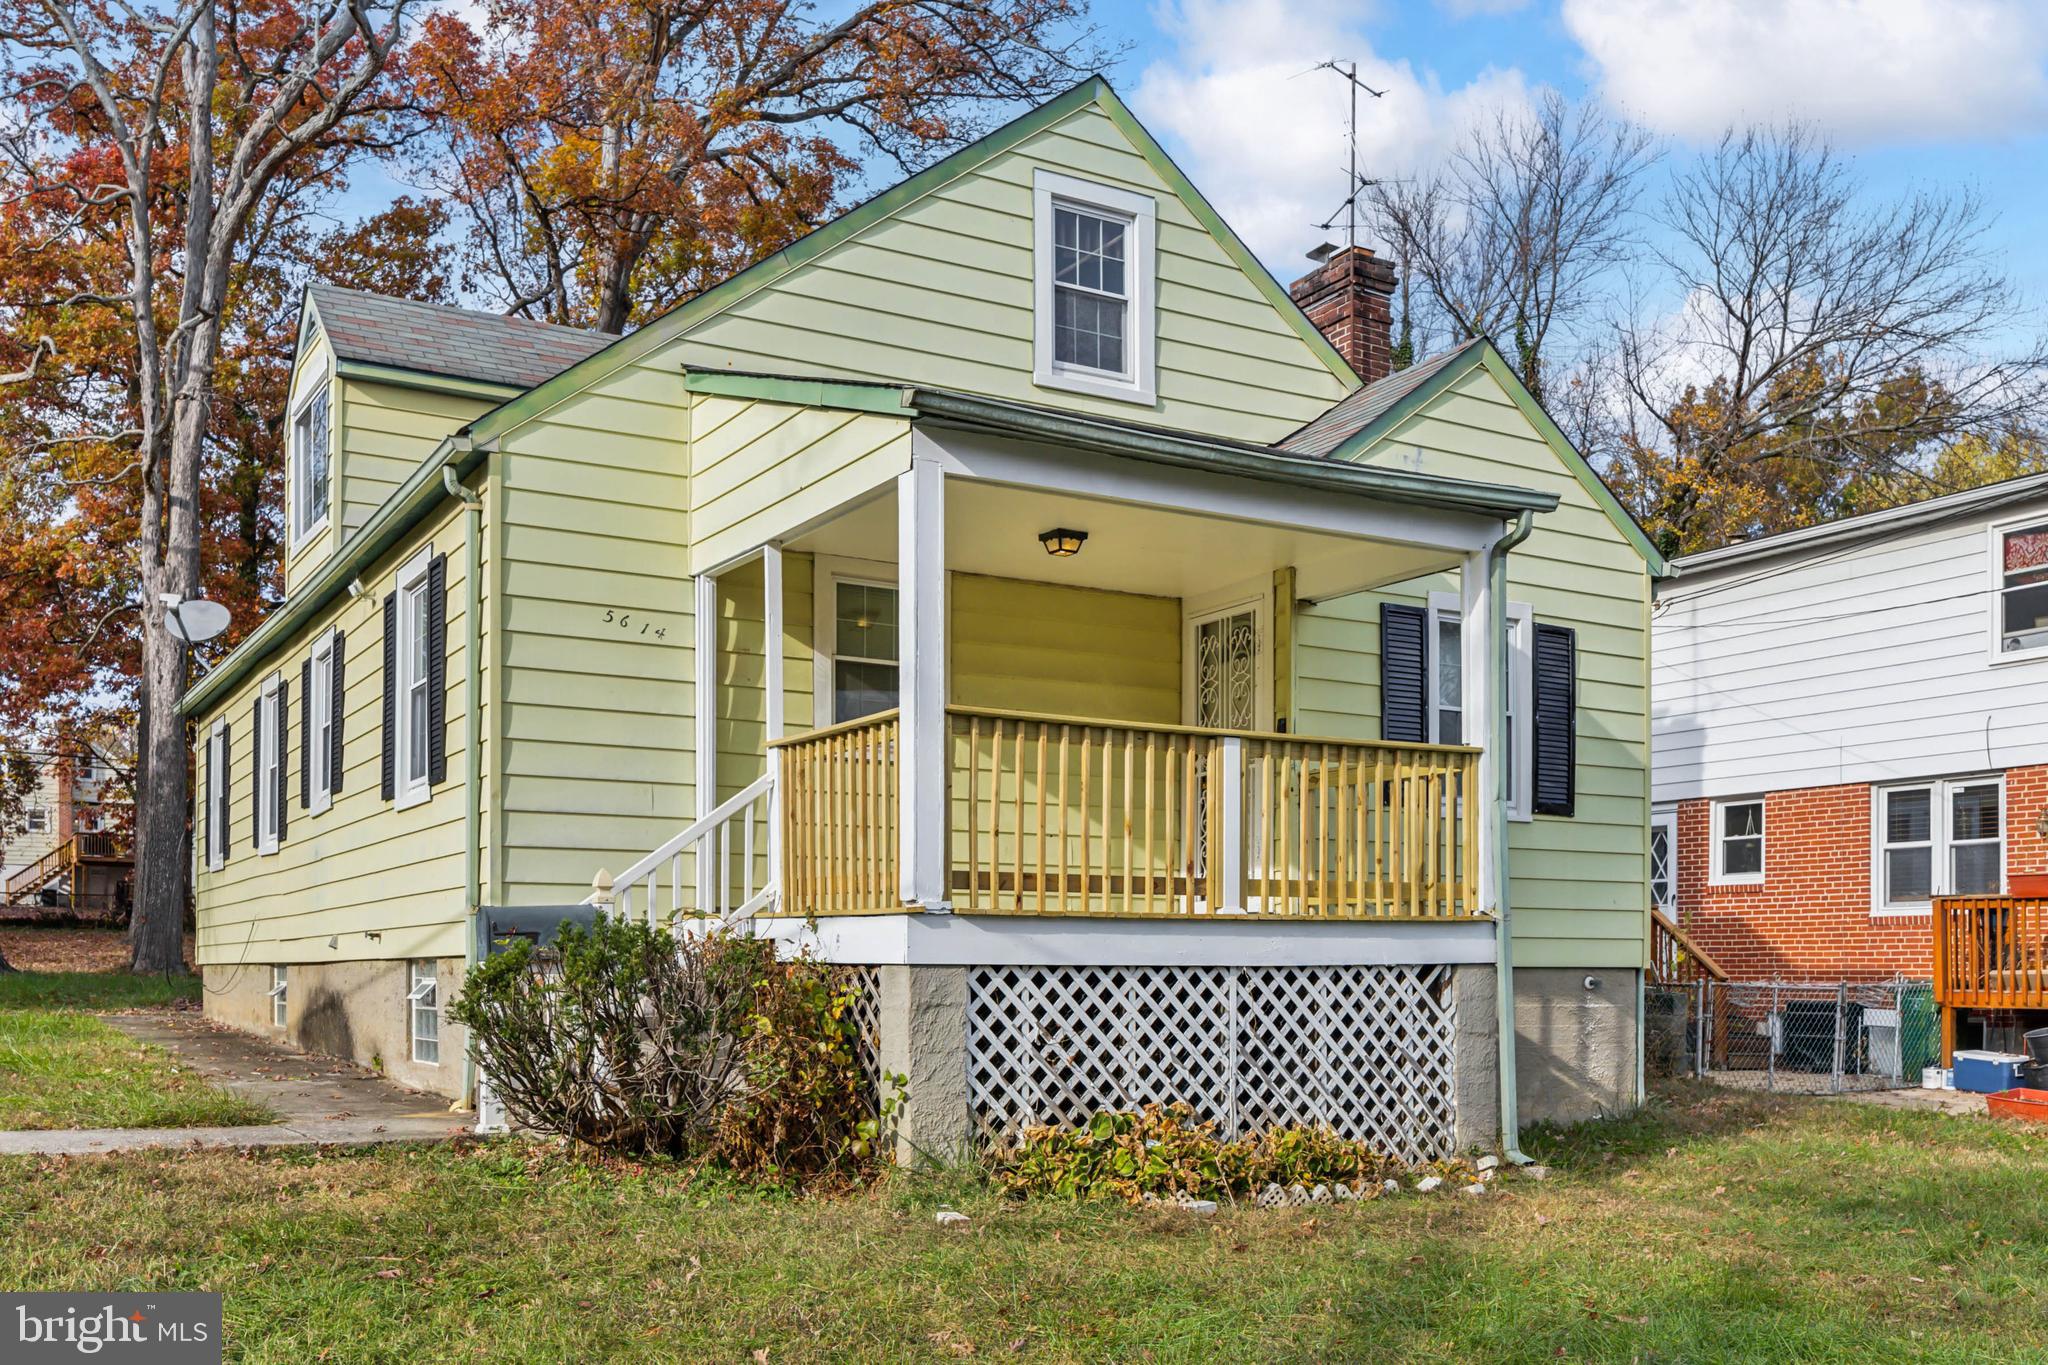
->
[687,394,912,574]
[949,574,1180,724]
[193,498,480,966]
[1292,364,1652,970]
[336,378,495,538]
[493,353,693,905]
[673,103,1348,445]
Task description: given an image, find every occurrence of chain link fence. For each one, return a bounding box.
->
[1647,978,1941,1094]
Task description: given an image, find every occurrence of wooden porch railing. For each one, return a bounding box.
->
[774,710,900,917]
[1934,895,2048,1011]
[946,706,1482,919]
[1649,908,1726,987]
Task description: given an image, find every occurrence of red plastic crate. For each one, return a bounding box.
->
[1986,1088,2048,1123]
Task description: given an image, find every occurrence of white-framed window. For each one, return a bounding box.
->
[1424,593,1534,821]
[1873,776,2003,913]
[815,567,900,726]
[257,673,282,854]
[408,960,440,1065]
[1032,169,1157,406]
[290,382,332,545]
[205,721,228,871]
[269,965,288,1028]
[309,630,337,814]
[393,546,434,809]
[1651,808,1678,915]
[24,806,46,834]
[1709,798,1765,886]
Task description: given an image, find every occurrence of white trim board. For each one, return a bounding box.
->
[749,913,1498,968]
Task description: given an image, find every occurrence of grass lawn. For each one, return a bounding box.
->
[1,934,266,1130]
[2,1083,2044,1362]
[0,1010,274,1130]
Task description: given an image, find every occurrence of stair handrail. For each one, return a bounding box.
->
[1650,907,1727,985]
[586,770,777,925]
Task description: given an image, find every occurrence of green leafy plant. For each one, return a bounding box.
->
[453,918,884,1180]
[993,1103,1400,1204]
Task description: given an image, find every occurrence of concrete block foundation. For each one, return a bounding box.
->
[203,957,469,1102]
[1513,967,1641,1126]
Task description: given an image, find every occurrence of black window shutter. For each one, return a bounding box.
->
[427,554,448,786]
[300,659,312,809]
[219,724,231,863]
[1533,623,1578,817]
[330,630,345,796]
[381,593,397,801]
[251,696,263,849]
[1379,603,1428,744]
[275,680,289,842]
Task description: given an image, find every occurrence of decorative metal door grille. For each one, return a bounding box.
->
[966,963,1458,1161]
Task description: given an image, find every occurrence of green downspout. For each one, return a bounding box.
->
[1492,510,1536,1163]
[442,463,484,1106]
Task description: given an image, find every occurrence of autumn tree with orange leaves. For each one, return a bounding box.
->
[0,0,421,971]
[410,0,1112,331]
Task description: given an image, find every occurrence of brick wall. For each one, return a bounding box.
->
[1287,245,1396,385]
[1674,763,2048,980]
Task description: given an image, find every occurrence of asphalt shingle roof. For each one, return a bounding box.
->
[1275,338,1485,459]
[305,284,617,391]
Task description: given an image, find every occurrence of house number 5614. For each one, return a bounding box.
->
[601,608,666,640]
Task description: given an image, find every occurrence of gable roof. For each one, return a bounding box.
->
[1279,337,1671,577]
[1277,339,1485,459]
[304,284,615,392]
[461,76,1357,449]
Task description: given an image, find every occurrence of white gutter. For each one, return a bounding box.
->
[1491,509,1536,1163]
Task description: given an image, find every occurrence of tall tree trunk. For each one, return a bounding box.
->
[129,601,191,973]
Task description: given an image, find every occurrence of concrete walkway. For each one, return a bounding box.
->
[0,1012,475,1156]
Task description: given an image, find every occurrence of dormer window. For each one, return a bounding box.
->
[1032,170,1156,406]
[291,382,331,544]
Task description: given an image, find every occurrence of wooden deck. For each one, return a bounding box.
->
[1932,895,2048,1062]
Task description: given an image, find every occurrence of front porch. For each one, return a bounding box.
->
[592,384,1557,1158]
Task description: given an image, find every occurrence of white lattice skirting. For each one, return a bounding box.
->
[966,964,1459,1162]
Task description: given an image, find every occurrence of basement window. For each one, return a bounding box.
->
[408,960,440,1065]
[270,966,288,1028]
[1710,799,1765,886]
[1032,169,1156,406]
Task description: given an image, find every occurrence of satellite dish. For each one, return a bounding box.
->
[165,598,231,644]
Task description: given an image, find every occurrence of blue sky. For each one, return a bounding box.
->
[1098,0,2048,306]
[352,0,2048,325]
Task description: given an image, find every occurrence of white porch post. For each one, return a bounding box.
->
[695,571,718,914]
[763,544,784,895]
[898,454,948,907]
[1459,548,1500,911]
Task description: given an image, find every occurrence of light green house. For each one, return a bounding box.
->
[182,78,1665,1155]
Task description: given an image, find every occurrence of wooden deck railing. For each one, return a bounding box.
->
[946,707,1482,919]
[775,710,900,917]
[1649,908,1726,986]
[4,831,131,903]
[1934,895,2048,1011]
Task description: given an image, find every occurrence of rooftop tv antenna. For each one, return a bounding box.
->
[1312,60,1387,250]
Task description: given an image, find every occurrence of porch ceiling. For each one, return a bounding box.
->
[786,480,1464,601]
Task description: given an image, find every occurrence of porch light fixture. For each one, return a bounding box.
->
[1038,527,1088,558]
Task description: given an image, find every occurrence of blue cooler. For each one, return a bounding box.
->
[1952,1050,2031,1094]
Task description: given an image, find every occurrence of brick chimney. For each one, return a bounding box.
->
[1289,244,1397,385]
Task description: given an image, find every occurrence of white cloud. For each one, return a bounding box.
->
[1130,0,1531,276]
[1563,0,2048,143]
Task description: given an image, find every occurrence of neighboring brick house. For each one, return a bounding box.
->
[1652,475,2048,1004]
[2,748,130,910]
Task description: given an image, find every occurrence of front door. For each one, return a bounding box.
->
[1186,598,1267,731]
